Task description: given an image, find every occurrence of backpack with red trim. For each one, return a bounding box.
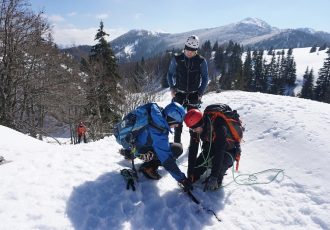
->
[204,103,244,150]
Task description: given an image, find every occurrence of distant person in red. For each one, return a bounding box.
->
[77,122,87,143]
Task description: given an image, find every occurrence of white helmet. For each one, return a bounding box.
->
[185,35,199,51]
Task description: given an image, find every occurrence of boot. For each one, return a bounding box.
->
[139,160,161,180]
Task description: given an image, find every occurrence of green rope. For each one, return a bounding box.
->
[188,115,284,188]
[194,116,213,169]
[220,152,285,188]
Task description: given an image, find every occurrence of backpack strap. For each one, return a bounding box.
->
[146,104,167,133]
[207,111,242,142]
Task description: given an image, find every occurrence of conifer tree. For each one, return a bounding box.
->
[252,50,264,92]
[267,51,278,94]
[85,21,123,139]
[284,48,297,96]
[310,45,317,53]
[277,50,287,95]
[300,68,314,99]
[242,48,253,91]
[319,43,328,51]
[314,49,330,103]
[212,41,219,51]
[200,40,212,60]
[219,41,243,90]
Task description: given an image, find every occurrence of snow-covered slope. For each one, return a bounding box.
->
[1,90,330,230]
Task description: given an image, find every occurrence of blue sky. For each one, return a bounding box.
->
[29,0,330,47]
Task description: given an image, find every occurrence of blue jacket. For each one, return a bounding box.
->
[134,103,186,181]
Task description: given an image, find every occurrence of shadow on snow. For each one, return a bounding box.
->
[66,165,225,230]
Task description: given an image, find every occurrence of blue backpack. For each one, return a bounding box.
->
[114,103,165,149]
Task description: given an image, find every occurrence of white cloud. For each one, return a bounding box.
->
[67,12,77,17]
[96,14,109,20]
[52,26,127,47]
[47,14,65,23]
[134,13,143,20]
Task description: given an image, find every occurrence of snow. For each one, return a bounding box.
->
[1,90,330,230]
[241,47,328,94]
[262,47,328,81]
[124,43,136,57]
[238,17,271,29]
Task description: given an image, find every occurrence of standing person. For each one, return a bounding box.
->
[167,35,209,178]
[117,102,192,191]
[183,108,241,191]
[77,121,87,143]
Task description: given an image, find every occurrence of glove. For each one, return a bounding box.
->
[198,93,202,101]
[188,173,200,184]
[179,177,193,192]
[139,151,154,162]
[170,88,177,97]
[204,176,220,191]
[119,149,135,160]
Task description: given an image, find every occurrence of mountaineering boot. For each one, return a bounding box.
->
[139,160,161,180]
[204,175,224,191]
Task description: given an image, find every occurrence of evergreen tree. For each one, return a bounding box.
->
[283,48,297,96]
[270,54,282,94]
[267,51,278,94]
[319,43,328,51]
[267,46,274,55]
[310,45,317,53]
[200,40,212,60]
[300,68,314,100]
[214,46,225,71]
[212,41,219,51]
[277,50,287,95]
[86,21,123,139]
[314,49,330,102]
[252,50,264,92]
[242,48,253,91]
[219,41,243,90]
[132,57,147,91]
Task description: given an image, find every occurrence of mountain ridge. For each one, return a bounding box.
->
[64,17,330,61]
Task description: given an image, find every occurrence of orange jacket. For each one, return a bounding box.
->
[77,125,87,135]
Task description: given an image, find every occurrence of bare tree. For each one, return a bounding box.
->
[0,0,86,140]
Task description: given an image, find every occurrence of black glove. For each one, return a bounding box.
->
[179,177,193,192]
[119,149,135,160]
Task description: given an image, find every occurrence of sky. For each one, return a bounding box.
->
[28,0,330,47]
[1,88,330,229]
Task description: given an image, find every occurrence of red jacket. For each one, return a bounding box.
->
[77,125,87,135]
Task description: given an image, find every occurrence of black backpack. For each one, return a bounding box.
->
[204,103,244,149]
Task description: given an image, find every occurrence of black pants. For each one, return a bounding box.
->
[140,143,183,169]
[173,92,200,143]
[78,134,87,143]
[173,92,200,177]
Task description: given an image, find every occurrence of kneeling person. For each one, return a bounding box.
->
[119,102,192,191]
[184,109,240,191]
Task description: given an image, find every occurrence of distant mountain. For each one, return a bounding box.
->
[64,17,330,61]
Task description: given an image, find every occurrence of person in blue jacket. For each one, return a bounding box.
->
[121,102,192,191]
[167,35,209,179]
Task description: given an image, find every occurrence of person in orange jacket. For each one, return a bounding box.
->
[77,121,87,143]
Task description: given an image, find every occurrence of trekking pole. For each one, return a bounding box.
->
[186,190,222,222]
[131,158,139,181]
